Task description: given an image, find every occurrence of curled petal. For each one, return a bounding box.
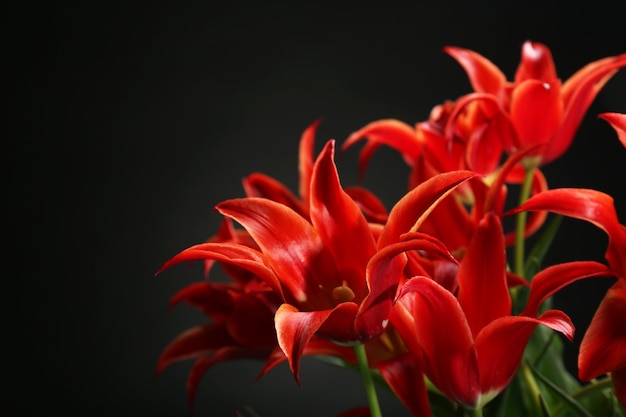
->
[298,119,321,203]
[474,310,574,396]
[169,281,234,319]
[398,277,480,408]
[578,280,626,381]
[242,173,307,217]
[444,46,507,97]
[599,112,626,148]
[379,170,480,248]
[342,119,421,179]
[523,261,614,317]
[274,303,359,383]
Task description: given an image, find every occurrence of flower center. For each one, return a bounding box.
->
[331,280,355,303]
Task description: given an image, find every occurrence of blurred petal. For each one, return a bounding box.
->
[514,41,557,83]
[578,280,626,381]
[599,112,626,148]
[298,119,321,203]
[444,46,507,96]
[375,354,431,417]
[510,79,563,151]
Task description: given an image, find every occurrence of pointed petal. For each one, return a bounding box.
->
[474,310,574,396]
[599,112,626,148]
[310,140,376,297]
[523,261,614,317]
[375,354,432,417]
[549,52,626,163]
[378,170,479,248]
[299,119,321,203]
[156,324,232,375]
[344,186,389,225]
[242,173,307,217]
[457,213,511,338]
[274,303,358,383]
[398,277,480,408]
[217,197,327,303]
[444,46,507,96]
[356,233,457,338]
[227,292,279,347]
[578,280,626,381]
[342,119,421,178]
[510,79,563,152]
[156,241,284,299]
[507,188,626,276]
[169,281,235,319]
[514,41,557,83]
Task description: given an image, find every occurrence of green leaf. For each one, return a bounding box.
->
[524,214,563,279]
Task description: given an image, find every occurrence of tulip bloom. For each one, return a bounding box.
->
[393,213,576,409]
[509,187,626,405]
[445,40,626,167]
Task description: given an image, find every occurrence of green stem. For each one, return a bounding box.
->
[514,167,535,279]
[470,407,484,417]
[520,360,543,416]
[353,343,383,417]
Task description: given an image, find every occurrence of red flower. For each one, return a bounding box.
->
[508,187,626,405]
[599,112,626,148]
[445,40,626,167]
[393,213,576,409]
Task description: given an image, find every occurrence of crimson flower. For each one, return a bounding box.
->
[445,40,626,167]
[392,213,576,409]
[509,187,626,405]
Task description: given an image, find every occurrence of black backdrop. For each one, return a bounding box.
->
[7,2,626,416]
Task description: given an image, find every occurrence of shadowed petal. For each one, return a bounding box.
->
[578,280,626,381]
[375,353,431,417]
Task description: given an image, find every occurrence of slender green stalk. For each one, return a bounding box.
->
[471,407,484,417]
[353,343,383,417]
[514,167,535,279]
[520,360,544,416]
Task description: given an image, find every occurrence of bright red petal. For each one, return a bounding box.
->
[523,261,614,317]
[274,303,359,383]
[242,173,307,217]
[457,213,510,338]
[474,310,574,396]
[298,119,321,203]
[510,79,563,153]
[378,170,479,248]
[444,46,507,97]
[217,197,329,303]
[599,112,626,148]
[398,277,480,408]
[310,140,376,298]
[578,280,626,381]
[514,41,557,84]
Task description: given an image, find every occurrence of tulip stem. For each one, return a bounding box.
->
[353,343,383,417]
[514,166,535,279]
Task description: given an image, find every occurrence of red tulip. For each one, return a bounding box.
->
[393,213,576,409]
[599,112,626,148]
[445,40,626,167]
[508,187,626,405]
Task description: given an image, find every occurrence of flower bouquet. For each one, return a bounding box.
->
[156,41,626,416]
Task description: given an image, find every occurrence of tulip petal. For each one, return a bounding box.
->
[398,277,480,408]
[217,197,329,303]
[298,119,321,203]
[474,310,574,396]
[375,353,431,417]
[342,119,421,179]
[510,79,563,152]
[444,46,507,96]
[310,140,376,298]
[378,170,479,248]
[457,213,511,338]
[578,280,626,381]
[242,173,307,217]
[156,241,284,299]
[523,261,614,317]
[169,281,235,319]
[514,41,558,84]
[599,112,626,148]
[274,302,359,383]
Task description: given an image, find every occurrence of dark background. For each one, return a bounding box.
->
[7,2,625,416]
